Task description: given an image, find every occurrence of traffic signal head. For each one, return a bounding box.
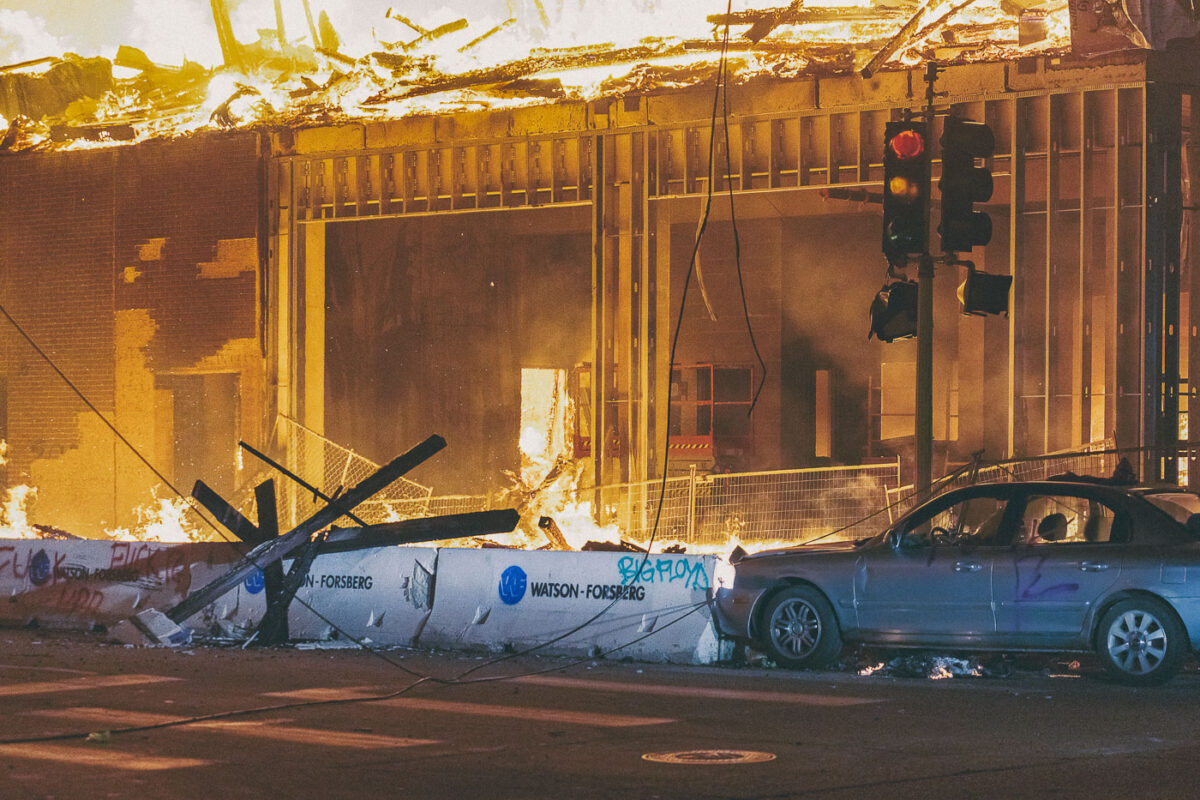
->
[957,268,1012,316]
[868,280,919,342]
[938,116,995,253]
[882,121,929,265]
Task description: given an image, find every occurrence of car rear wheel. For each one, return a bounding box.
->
[760,586,842,670]
[1096,598,1186,686]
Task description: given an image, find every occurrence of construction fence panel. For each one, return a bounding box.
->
[690,464,901,547]
[885,441,1123,522]
[416,462,901,550]
[263,416,433,529]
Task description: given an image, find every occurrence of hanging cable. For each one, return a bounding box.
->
[717,20,768,415]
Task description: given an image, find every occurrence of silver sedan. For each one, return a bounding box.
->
[712,480,1200,685]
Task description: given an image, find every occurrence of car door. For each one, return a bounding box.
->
[855,486,1018,643]
[992,489,1124,647]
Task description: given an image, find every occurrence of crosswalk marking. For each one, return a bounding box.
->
[29,708,439,749]
[378,697,674,727]
[0,674,180,698]
[0,743,210,771]
[266,688,675,727]
[0,664,96,676]
[512,675,882,706]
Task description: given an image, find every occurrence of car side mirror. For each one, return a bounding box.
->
[896,531,924,550]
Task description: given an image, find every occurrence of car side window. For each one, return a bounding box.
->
[902,494,1009,547]
[1019,494,1122,545]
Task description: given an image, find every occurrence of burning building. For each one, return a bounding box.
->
[0,1,1198,541]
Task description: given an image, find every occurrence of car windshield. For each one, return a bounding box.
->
[1144,492,1200,524]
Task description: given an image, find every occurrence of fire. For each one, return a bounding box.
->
[0,0,1076,152]
[0,485,40,539]
[105,496,210,543]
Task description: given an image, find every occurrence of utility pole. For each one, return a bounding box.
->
[915,62,940,498]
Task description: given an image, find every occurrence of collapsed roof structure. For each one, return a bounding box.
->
[0,1,1106,152]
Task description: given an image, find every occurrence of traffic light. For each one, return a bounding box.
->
[957,267,1012,316]
[882,121,929,264]
[939,116,995,253]
[868,280,919,342]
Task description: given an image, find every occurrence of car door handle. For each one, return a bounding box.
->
[1079,562,1109,572]
[954,561,982,573]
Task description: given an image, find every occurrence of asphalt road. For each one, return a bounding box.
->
[2,629,1199,799]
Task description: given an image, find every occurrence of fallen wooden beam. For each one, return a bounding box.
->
[165,434,445,624]
[387,9,430,36]
[537,516,571,550]
[321,509,521,553]
[459,17,516,52]
[708,6,901,27]
[197,477,517,554]
[367,41,681,103]
[0,56,57,74]
[402,18,468,51]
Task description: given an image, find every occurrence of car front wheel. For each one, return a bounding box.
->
[760,586,842,670]
[1096,598,1186,686]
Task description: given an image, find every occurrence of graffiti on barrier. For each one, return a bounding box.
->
[617,556,709,591]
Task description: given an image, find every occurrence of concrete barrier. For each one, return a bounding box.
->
[420,548,718,664]
[1,539,721,664]
[285,546,437,646]
[0,538,259,631]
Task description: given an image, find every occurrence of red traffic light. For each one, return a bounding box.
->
[888,129,925,160]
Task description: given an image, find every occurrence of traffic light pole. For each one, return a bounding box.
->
[915,63,939,498]
[916,253,934,498]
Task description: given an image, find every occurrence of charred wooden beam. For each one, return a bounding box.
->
[321,509,521,553]
[210,0,244,70]
[459,17,516,52]
[196,474,517,554]
[318,10,341,52]
[317,47,358,66]
[274,0,287,45]
[165,434,446,624]
[301,0,321,49]
[0,57,57,74]
[253,480,287,642]
[537,516,571,550]
[708,5,901,28]
[367,41,682,103]
[49,123,136,142]
[402,18,468,51]
[387,9,430,36]
[860,0,980,78]
[192,480,260,541]
[256,528,325,645]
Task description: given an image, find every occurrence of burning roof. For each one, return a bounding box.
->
[0,0,1097,152]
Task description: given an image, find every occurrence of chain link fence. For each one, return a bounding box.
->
[230,421,1142,553]
[884,440,1120,523]
[248,416,434,529]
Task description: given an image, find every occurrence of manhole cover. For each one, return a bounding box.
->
[642,750,776,765]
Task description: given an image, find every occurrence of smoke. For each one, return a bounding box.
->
[0,9,75,64]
